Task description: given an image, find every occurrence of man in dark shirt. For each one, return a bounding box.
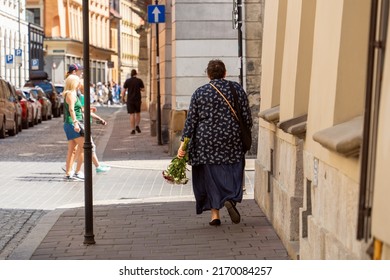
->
[121,69,145,134]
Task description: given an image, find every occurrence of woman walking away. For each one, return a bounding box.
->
[63,74,85,181]
[177,59,252,226]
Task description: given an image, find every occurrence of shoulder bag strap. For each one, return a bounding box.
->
[228,82,241,116]
[209,82,239,121]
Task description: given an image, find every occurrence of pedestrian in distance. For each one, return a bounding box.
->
[113,81,121,104]
[177,59,252,226]
[121,69,145,135]
[90,82,96,104]
[107,81,114,106]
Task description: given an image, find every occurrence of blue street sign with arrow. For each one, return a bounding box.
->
[147,5,165,23]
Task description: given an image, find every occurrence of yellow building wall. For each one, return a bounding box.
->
[304,0,369,179]
[279,0,315,121]
[259,0,287,111]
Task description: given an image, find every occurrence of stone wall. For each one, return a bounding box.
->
[245,0,264,156]
[255,120,303,259]
[300,152,370,259]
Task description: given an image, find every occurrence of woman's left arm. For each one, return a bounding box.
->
[91,112,107,125]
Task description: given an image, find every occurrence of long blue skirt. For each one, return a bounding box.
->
[192,160,244,214]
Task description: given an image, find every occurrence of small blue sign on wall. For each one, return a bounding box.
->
[31,58,39,70]
[15,48,22,63]
[147,5,165,23]
[6,54,13,69]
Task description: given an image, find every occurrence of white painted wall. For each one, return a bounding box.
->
[0,1,29,88]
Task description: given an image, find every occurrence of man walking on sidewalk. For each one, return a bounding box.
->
[121,69,145,135]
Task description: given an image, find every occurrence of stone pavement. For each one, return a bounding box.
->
[8,106,289,260]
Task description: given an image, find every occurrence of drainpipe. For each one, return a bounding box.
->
[358,0,389,241]
[358,0,377,241]
[237,0,243,86]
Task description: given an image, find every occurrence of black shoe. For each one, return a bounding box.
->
[136,126,141,133]
[131,130,136,135]
[209,219,221,226]
[224,200,240,224]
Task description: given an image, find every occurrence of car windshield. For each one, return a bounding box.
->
[30,90,39,98]
[34,82,52,94]
[23,91,31,99]
[55,86,64,94]
[19,91,27,98]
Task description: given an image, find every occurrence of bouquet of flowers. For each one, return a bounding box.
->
[162,137,190,184]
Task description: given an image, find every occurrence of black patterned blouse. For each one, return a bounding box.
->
[181,79,252,166]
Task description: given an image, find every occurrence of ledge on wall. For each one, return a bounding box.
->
[258,105,280,123]
[312,116,363,157]
[278,114,307,138]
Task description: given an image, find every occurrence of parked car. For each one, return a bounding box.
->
[24,71,61,117]
[15,89,35,129]
[0,78,18,138]
[22,87,42,125]
[28,86,52,121]
[55,83,64,115]
[7,81,22,134]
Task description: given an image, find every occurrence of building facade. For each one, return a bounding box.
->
[119,0,143,84]
[108,4,122,86]
[148,0,263,149]
[26,0,115,84]
[255,0,389,260]
[0,0,29,88]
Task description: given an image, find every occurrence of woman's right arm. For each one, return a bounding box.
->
[178,92,199,157]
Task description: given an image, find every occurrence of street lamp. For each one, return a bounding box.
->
[82,0,95,245]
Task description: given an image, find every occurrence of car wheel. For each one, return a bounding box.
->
[16,116,22,133]
[0,118,6,139]
[29,114,35,127]
[36,111,40,124]
[8,117,17,136]
[22,119,29,129]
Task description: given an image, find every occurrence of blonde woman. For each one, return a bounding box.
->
[64,63,110,174]
[63,74,85,181]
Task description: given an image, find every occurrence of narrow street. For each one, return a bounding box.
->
[0,105,120,259]
[0,105,284,261]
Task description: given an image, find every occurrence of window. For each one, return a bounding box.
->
[27,8,41,26]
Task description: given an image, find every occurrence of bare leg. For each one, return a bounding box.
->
[66,141,77,176]
[210,209,220,221]
[92,153,99,167]
[129,113,135,130]
[91,137,99,167]
[135,112,141,127]
[74,137,85,174]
